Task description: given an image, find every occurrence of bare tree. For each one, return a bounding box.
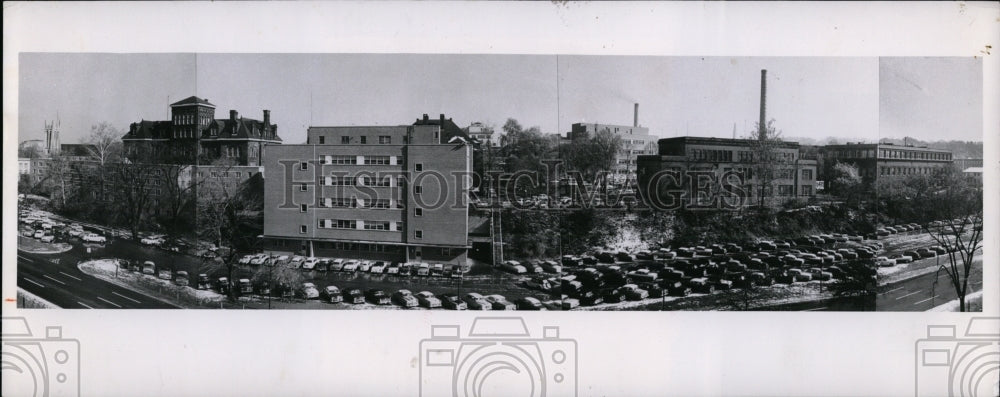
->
[916,168,983,312]
[113,162,156,240]
[198,168,265,301]
[85,122,124,165]
[39,155,73,209]
[157,165,210,240]
[743,119,789,208]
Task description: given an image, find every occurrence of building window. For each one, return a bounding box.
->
[801,185,813,196]
[379,136,391,144]
[414,186,422,194]
[300,225,307,234]
[341,136,351,144]
[300,162,309,170]
[802,169,813,180]
[363,199,391,209]
[318,136,325,144]
[415,163,423,172]
[364,221,391,231]
[360,136,367,144]
[415,230,423,239]
[324,155,357,165]
[434,130,439,139]
[300,184,308,192]
[778,185,794,196]
[300,204,307,212]
[326,176,357,186]
[364,156,391,165]
[415,208,422,217]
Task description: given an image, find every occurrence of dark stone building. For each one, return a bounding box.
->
[122,96,282,165]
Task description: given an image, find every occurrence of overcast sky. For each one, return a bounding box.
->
[18,54,981,145]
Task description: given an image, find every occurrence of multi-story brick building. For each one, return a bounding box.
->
[820,142,953,184]
[122,96,282,165]
[569,121,658,186]
[262,114,472,265]
[636,136,818,207]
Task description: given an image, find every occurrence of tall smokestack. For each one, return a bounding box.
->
[634,103,639,127]
[759,69,767,138]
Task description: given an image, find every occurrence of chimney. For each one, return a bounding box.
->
[759,69,767,138]
[230,110,238,123]
[422,114,429,122]
[440,114,445,124]
[634,103,639,127]
[263,110,271,133]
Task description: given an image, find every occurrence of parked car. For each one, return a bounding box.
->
[197,274,212,290]
[342,260,359,272]
[216,277,231,295]
[687,277,714,294]
[157,268,173,280]
[626,268,658,283]
[250,254,270,266]
[430,263,445,277]
[440,293,467,310]
[602,288,628,303]
[385,262,401,275]
[370,261,387,274]
[399,262,414,276]
[343,289,365,304]
[233,278,250,295]
[916,247,936,258]
[82,233,106,243]
[904,250,924,260]
[296,282,319,299]
[515,297,544,310]
[501,260,527,274]
[170,271,189,287]
[485,294,516,310]
[140,236,165,246]
[807,268,832,281]
[315,286,338,303]
[358,260,374,273]
[787,269,813,282]
[578,290,604,306]
[416,263,431,277]
[561,298,581,310]
[875,256,896,267]
[32,230,46,239]
[301,257,320,270]
[392,289,419,308]
[328,259,346,272]
[619,284,650,300]
[239,254,255,265]
[527,261,544,274]
[889,254,913,264]
[416,291,442,309]
[462,293,492,310]
[541,260,563,273]
[365,289,391,305]
[40,235,55,243]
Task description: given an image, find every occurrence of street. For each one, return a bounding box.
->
[17,251,179,309]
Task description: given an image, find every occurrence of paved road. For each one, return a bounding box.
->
[876,257,983,311]
[17,251,179,309]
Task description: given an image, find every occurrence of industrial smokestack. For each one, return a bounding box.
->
[759,69,767,138]
[634,103,639,127]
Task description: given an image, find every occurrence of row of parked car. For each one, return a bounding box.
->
[303,284,555,310]
[237,254,471,278]
[874,244,957,267]
[19,214,107,244]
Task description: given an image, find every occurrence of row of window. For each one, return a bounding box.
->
[312,198,402,209]
[315,155,395,165]
[172,114,206,126]
[315,241,402,253]
[880,166,941,176]
[316,176,401,187]
[303,222,427,239]
[315,135,395,145]
[829,148,952,161]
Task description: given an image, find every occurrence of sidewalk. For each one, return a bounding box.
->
[928,290,984,312]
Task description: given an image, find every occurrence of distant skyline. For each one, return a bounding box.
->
[18,54,982,146]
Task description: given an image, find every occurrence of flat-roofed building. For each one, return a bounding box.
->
[636,136,818,207]
[262,114,472,265]
[821,142,953,184]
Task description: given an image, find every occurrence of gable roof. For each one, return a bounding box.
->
[413,114,469,144]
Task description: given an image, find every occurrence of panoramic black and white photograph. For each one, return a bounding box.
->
[15,54,983,312]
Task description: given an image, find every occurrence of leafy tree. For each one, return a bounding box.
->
[827,162,864,206]
[18,144,42,159]
[564,127,623,182]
